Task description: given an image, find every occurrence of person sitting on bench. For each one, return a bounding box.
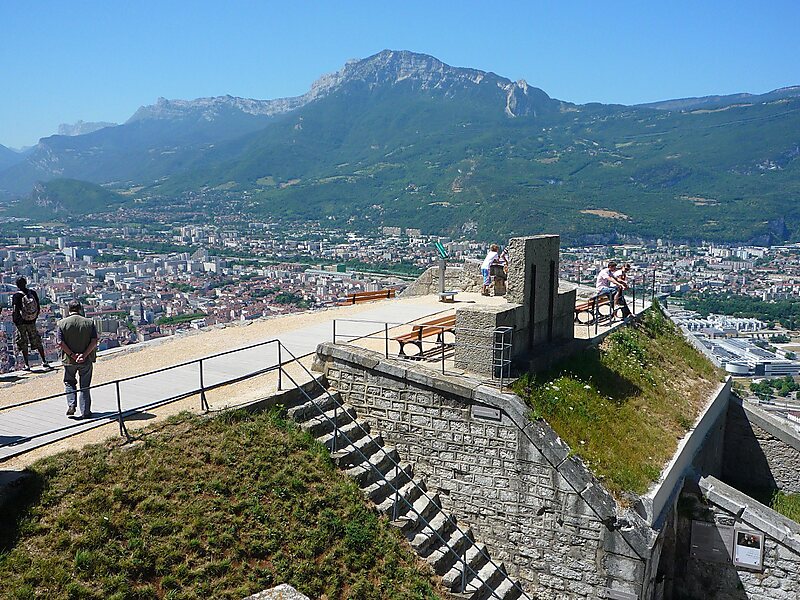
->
[595,261,627,311]
[613,263,633,318]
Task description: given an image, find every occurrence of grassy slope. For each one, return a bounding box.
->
[514,307,721,496]
[771,492,800,523]
[153,93,800,243]
[0,411,441,600]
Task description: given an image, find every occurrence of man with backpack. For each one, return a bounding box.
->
[12,276,50,371]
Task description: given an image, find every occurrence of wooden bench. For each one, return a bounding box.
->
[574,293,630,325]
[394,314,457,357]
[338,289,396,305]
[574,294,614,325]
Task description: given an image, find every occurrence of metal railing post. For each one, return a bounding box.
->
[652,269,657,303]
[277,342,282,391]
[384,322,389,358]
[633,276,636,314]
[392,464,399,520]
[332,402,338,453]
[199,359,209,412]
[441,327,446,375]
[499,330,505,392]
[332,319,337,344]
[462,546,468,591]
[115,380,130,440]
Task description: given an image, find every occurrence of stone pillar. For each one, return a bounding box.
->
[454,234,575,375]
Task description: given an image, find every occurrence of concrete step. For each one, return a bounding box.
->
[375,476,422,512]
[426,528,474,574]
[332,433,384,468]
[286,391,338,422]
[442,543,490,591]
[391,493,441,535]
[411,510,458,557]
[345,447,400,487]
[489,578,525,600]
[316,419,367,451]
[302,405,357,438]
[462,560,507,599]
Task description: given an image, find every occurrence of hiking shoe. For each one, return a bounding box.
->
[42,362,52,370]
[66,406,76,416]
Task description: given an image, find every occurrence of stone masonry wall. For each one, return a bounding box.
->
[315,342,656,599]
[673,477,800,600]
[400,262,483,297]
[722,398,800,494]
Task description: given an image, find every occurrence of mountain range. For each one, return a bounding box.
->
[1,49,799,244]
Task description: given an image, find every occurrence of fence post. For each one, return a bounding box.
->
[633,276,637,315]
[385,322,389,358]
[115,380,130,440]
[333,320,337,344]
[277,342,282,391]
[199,359,209,412]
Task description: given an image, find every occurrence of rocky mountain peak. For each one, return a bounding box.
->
[126,50,556,124]
[57,120,117,136]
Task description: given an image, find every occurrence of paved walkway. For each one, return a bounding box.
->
[0,291,647,464]
[0,298,458,462]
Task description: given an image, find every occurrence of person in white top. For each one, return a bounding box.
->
[596,261,627,309]
[481,244,500,296]
[613,263,632,317]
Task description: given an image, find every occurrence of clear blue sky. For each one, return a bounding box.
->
[2,0,798,149]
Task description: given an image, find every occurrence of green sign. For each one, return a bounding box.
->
[434,241,448,259]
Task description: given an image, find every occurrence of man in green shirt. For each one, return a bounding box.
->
[57,300,98,418]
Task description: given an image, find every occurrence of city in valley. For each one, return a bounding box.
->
[3,210,800,430]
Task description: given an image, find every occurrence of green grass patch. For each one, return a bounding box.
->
[0,410,441,599]
[514,305,721,497]
[770,491,800,523]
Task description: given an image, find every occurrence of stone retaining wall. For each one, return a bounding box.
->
[314,342,656,599]
[400,262,483,297]
[672,476,800,600]
[722,397,800,494]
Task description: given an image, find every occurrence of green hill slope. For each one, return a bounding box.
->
[13,178,128,217]
[155,87,800,243]
[0,410,441,599]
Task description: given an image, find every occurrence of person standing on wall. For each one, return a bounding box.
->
[481,244,500,296]
[11,276,50,371]
[57,300,98,418]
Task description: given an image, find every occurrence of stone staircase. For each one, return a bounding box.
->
[285,385,527,600]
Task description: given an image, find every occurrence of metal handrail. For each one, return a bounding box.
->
[331,318,513,388]
[277,342,532,600]
[0,338,285,452]
[0,338,283,413]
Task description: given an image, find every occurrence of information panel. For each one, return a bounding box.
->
[690,520,734,564]
[733,529,765,571]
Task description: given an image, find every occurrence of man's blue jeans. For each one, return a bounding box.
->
[597,285,619,307]
[64,362,94,416]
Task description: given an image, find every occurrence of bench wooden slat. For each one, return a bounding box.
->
[393,314,456,355]
[338,289,396,305]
